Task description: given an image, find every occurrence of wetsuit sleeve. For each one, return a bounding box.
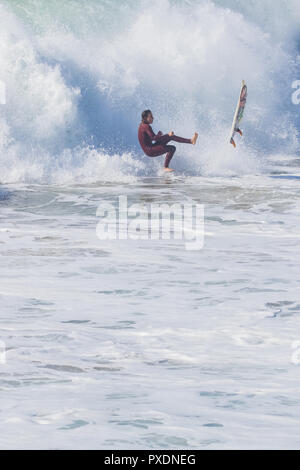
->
[147,126,166,143]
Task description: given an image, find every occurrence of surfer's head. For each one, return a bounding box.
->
[142,110,153,124]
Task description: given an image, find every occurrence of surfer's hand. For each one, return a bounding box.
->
[169,131,174,137]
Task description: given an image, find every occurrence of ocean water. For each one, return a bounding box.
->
[0,0,300,450]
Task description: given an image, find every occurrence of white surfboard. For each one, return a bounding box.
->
[230,80,247,148]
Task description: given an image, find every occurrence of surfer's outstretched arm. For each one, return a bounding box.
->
[146,125,167,144]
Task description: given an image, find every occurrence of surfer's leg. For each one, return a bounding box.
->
[164,145,176,168]
[171,133,198,145]
[171,135,191,144]
[145,144,176,169]
[146,145,168,158]
[158,135,172,145]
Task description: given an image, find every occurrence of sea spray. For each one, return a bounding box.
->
[0,0,299,183]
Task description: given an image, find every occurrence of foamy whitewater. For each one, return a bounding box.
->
[0,0,300,450]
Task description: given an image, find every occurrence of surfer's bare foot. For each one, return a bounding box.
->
[164,168,174,172]
[191,133,198,145]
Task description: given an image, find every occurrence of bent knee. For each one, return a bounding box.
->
[167,145,176,152]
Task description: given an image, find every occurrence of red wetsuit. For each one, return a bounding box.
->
[138,122,191,168]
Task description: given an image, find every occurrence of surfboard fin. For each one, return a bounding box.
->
[230,138,236,148]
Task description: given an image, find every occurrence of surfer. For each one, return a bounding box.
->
[138,110,198,172]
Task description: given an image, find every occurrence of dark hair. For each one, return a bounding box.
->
[141,109,152,122]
